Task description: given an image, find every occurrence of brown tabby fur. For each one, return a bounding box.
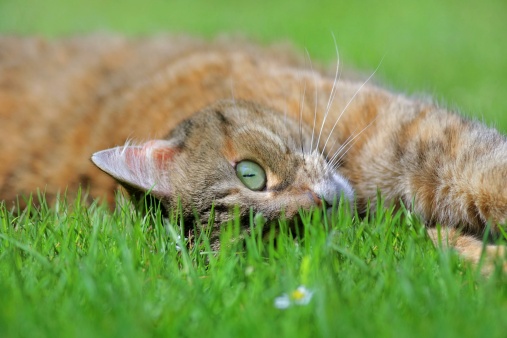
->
[1,35,506,272]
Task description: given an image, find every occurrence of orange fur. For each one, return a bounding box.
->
[1,35,506,270]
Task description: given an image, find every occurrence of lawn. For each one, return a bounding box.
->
[1,1,507,337]
[2,195,507,338]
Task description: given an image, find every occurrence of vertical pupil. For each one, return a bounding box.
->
[236,160,266,191]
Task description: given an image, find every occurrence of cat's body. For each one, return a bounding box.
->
[1,35,506,269]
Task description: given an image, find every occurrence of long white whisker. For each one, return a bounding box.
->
[326,140,356,176]
[320,58,384,157]
[315,34,340,153]
[298,74,307,158]
[330,116,377,165]
[330,139,361,171]
[327,116,378,172]
[305,49,319,154]
[325,128,358,164]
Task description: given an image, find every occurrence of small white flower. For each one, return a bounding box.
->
[245,266,254,276]
[291,286,314,305]
[274,285,314,309]
[274,294,291,309]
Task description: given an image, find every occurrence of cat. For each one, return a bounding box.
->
[1,35,506,271]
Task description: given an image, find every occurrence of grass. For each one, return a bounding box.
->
[2,0,507,337]
[1,194,507,338]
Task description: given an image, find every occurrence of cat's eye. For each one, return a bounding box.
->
[236,160,266,191]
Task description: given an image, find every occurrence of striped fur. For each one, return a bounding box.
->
[1,35,506,269]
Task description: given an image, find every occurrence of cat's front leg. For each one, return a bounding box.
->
[341,100,507,234]
[365,104,507,273]
[427,228,506,275]
[343,98,507,270]
[389,105,507,271]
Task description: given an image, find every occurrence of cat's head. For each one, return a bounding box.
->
[91,100,353,227]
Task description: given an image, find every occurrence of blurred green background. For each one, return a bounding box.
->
[1,0,506,129]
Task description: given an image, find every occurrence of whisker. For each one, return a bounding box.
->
[305,48,319,154]
[315,34,341,153]
[325,128,359,164]
[330,139,361,171]
[329,116,377,165]
[320,58,384,158]
[327,116,378,172]
[325,137,356,176]
[298,73,307,159]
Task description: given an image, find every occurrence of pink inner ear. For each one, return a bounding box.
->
[123,140,178,171]
[91,139,179,197]
[141,140,179,170]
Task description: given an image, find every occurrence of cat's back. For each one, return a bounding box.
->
[1,34,386,208]
[0,35,207,123]
[0,35,204,204]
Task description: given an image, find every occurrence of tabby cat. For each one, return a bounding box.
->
[1,35,506,269]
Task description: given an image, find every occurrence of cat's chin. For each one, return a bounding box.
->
[331,173,355,203]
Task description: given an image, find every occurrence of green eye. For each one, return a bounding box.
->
[236,160,266,191]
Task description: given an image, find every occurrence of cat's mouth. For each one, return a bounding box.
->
[306,191,327,207]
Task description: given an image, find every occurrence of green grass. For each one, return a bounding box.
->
[2,1,507,337]
[1,194,507,338]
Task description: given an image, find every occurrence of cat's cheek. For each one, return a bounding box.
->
[265,174,283,190]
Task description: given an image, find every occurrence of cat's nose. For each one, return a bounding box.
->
[307,191,323,206]
[307,191,336,220]
[307,191,334,207]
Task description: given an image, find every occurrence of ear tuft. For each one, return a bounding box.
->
[91,140,179,198]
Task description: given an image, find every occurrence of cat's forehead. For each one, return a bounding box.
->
[173,100,308,181]
[209,100,304,157]
[234,125,288,152]
[207,100,303,142]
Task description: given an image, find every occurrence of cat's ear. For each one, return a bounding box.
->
[91,140,179,198]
